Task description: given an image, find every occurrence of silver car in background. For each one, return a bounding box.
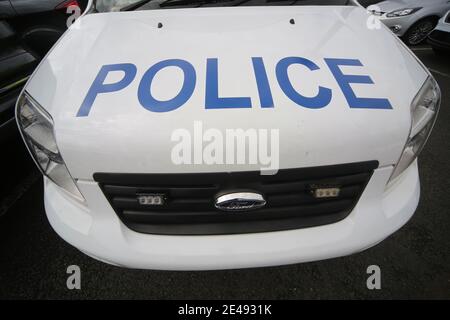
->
[360,0,450,45]
[428,10,450,54]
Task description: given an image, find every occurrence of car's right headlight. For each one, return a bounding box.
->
[16,92,85,201]
[388,76,440,184]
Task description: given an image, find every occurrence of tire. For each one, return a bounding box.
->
[404,18,438,46]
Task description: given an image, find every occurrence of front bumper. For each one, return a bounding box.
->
[44,161,420,270]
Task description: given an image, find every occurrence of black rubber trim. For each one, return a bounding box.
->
[94,161,378,186]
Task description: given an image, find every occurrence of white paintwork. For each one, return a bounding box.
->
[44,160,420,270]
[372,0,450,36]
[435,10,450,32]
[26,6,427,179]
[20,5,432,269]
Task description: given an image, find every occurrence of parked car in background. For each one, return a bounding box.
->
[428,10,450,54]
[1,0,88,58]
[0,0,87,204]
[361,0,450,45]
[0,19,39,205]
[1,0,88,140]
[0,20,37,142]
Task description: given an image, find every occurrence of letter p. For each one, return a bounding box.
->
[77,63,137,117]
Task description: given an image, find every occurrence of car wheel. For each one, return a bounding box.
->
[404,18,438,46]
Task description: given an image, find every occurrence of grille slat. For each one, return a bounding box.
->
[112,196,213,211]
[94,161,378,235]
[259,173,369,194]
[122,199,354,224]
[104,185,219,197]
[267,185,362,207]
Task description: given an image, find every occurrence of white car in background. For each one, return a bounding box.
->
[428,10,450,54]
[16,0,441,270]
[364,0,450,45]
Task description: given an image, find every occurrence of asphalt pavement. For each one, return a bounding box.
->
[0,45,449,300]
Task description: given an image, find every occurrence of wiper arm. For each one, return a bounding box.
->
[120,0,155,11]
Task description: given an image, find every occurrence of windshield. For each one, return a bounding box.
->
[94,0,353,12]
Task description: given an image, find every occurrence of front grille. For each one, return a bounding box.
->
[94,161,378,235]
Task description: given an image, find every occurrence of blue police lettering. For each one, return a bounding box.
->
[205,58,252,109]
[252,57,274,108]
[77,63,137,117]
[325,58,392,109]
[138,59,196,113]
[77,57,392,116]
[276,57,332,109]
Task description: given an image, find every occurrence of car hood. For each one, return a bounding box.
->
[25,6,428,179]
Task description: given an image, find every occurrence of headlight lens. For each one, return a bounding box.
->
[17,93,85,201]
[386,8,422,18]
[388,77,440,184]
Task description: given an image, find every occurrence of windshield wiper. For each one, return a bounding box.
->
[120,0,155,11]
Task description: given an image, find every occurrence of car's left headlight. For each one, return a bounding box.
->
[386,7,422,18]
[16,92,85,201]
[388,77,440,184]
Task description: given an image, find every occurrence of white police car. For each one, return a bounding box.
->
[16,0,440,270]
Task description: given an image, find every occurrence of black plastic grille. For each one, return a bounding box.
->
[94,161,378,235]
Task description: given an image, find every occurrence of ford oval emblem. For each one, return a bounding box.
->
[215,192,266,212]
